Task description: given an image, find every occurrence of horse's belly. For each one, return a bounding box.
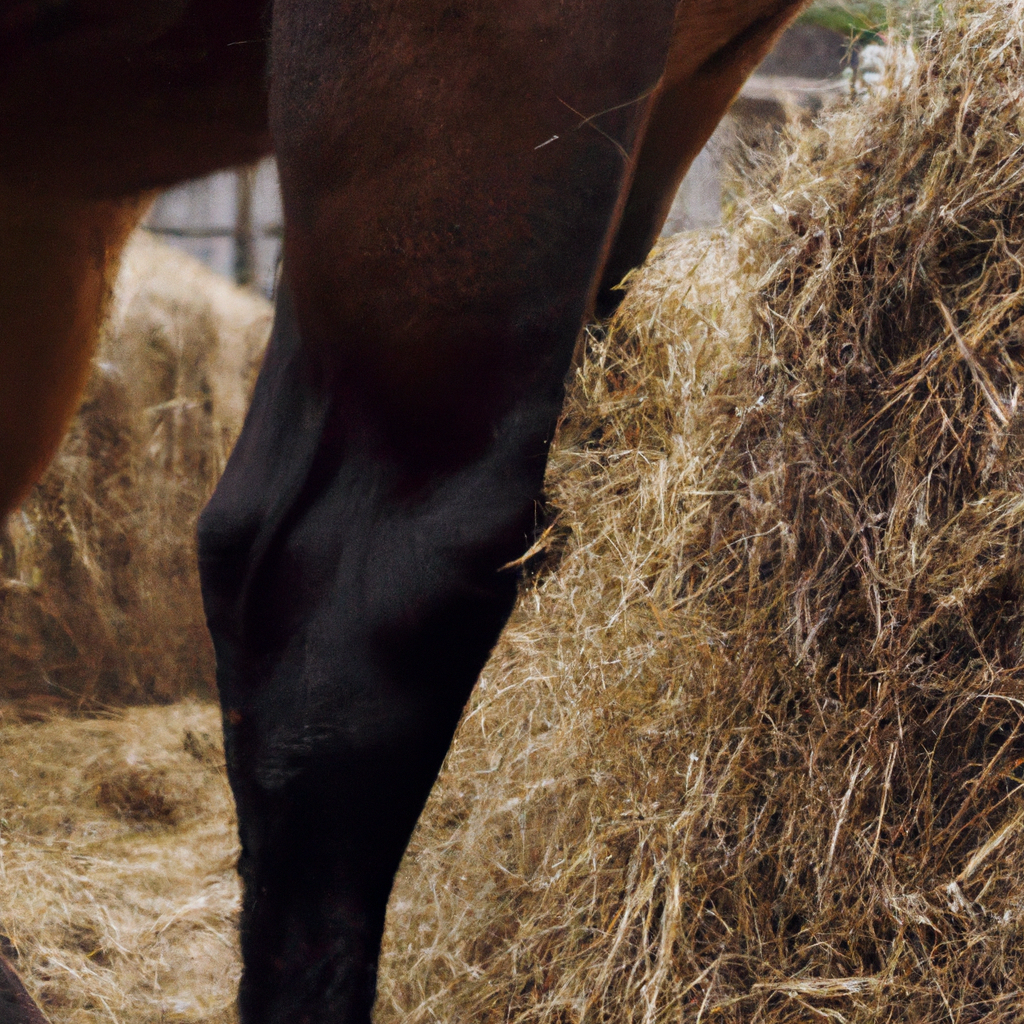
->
[0,0,270,196]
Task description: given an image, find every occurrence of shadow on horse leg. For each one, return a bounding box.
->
[0,954,49,1024]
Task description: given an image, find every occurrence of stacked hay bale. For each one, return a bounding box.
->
[381,1,1024,1021]
[0,234,271,708]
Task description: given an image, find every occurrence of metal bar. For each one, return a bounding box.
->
[142,224,283,239]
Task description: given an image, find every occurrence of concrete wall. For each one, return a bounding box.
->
[143,158,282,297]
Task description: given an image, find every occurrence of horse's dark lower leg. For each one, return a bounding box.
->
[198,3,683,1020]
[198,283,563,1022]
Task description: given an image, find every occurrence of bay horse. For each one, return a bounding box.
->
[0,0,805,1020]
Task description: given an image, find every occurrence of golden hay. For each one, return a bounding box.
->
[0,235,271,708]
[380,1,1024,1021]
[0,702,240,1024]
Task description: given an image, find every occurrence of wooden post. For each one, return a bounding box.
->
[234,164,257,288]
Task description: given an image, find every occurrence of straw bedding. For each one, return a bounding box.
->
[0,702,240,1024]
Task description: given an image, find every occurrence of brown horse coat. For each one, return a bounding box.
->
[0,1,805,1020]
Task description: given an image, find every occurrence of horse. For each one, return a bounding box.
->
[0,0,806,1020]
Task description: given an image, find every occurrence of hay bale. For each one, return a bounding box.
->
[380,1,1024,1021]
[0,702,240,1023]
[0,234,271,707]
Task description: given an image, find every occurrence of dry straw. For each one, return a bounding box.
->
[380,1,1024,1021]
[0,703,240,1024]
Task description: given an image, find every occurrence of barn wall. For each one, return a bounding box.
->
[143,157,283,298]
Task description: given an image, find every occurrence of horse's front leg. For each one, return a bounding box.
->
[199,279,552,1021]
[196,2,686,1020]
